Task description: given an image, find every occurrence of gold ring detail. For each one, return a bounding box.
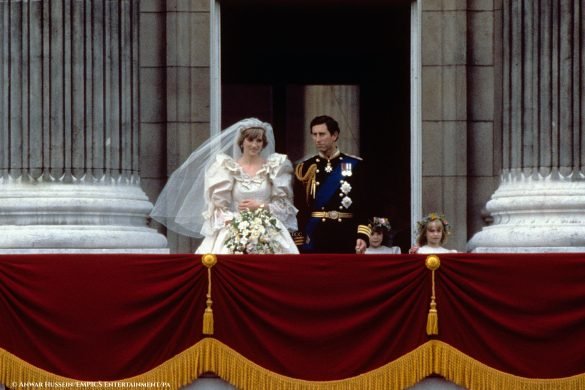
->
[201,254,218,268]
[425,255,441,271]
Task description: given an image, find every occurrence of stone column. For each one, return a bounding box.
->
[420,1,469,251]
[0,0,167,252]
[468,0,585,252]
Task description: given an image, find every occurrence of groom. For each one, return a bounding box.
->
[293,115,370,254]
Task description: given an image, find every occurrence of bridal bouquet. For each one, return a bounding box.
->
[224,207,282,254]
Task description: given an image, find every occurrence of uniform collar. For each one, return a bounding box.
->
[318,148,341,160]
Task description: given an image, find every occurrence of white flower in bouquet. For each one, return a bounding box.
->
[225,207,282,254]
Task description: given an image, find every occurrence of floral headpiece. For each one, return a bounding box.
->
[370,217,391,232]
[416,212,451,235]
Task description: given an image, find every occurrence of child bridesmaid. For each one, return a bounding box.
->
[365,217,401,254]
[409,212,457,254]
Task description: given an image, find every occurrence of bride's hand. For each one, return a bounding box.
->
[238,199,262,211]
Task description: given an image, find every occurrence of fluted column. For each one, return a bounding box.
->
[0,0,167,251]
[469,0,585,252]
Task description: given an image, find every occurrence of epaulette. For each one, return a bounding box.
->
[344,153,363,161]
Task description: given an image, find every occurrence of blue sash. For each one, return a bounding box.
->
[303,161,347,251]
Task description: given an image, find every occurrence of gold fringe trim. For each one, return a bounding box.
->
[2,340,585,390]
[0,349,73,389]
[432,341,585,390]
[133,338,435,390]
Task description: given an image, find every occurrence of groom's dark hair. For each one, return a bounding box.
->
[310,115,340,136]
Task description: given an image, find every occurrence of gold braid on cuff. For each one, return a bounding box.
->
[357,225,372,238]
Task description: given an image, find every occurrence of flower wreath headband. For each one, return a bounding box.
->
[416,213,451,235]
[370,217,391,232]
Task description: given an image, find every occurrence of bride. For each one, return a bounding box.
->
[150,118,299,254]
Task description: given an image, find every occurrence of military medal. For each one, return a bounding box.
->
[341,162,352,176]
[340,181,352,194]
[341,196,352,208]
[325,160,333,173]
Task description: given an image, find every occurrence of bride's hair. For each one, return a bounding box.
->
[237,127,269,152]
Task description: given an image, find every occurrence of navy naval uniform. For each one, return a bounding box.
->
[294,151,370,253]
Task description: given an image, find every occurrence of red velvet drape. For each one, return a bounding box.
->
[435,253,585,378]
[0,253,585,382]
[211,254,429,380]
[0,254,206,380]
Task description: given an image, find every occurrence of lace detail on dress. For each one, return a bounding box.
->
[266,153,298,231]
[233,169,265,190]
[200,154,237,236]
[201,152,298,235]
[268,198,298,231]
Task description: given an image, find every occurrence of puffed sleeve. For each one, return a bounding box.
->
[266,153,299,231]
[200,154,238,236]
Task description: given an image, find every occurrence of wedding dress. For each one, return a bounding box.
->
[150,117,299,254]
[196,153,299,254]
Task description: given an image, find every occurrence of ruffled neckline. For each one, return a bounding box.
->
[222,153,285,179]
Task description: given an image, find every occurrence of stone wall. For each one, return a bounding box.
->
[140,0,211,253]
[421,0,501,250]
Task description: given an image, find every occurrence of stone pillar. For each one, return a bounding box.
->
[468,0,585,252]
[420,1,469,251]
[0,0,167,252]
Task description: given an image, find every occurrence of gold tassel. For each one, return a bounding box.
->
[427,299,438,335]
[203,298,214,335]
[201,254,218,335]
[425,255,441,336]
[295,163,318,201]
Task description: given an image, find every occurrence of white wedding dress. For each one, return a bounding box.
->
[417,245,457,254]
[195,153,299,254]
[365,245,401,254]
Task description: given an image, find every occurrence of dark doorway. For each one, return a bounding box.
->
[221,1,412,250]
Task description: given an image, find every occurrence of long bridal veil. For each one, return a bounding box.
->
[150,118,276,238]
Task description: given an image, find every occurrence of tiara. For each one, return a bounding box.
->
[416,212,451,235]
[237,118,269,133]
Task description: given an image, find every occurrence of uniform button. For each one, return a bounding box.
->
[340,157,343,160]
[338,218,342,222]
[321,207,325,210]
[316,158,320,162]
[316,182,320,185]
[339,193,343,197]
[339,206,343,210]
[316,169,320,173]
[322,218,326,222]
